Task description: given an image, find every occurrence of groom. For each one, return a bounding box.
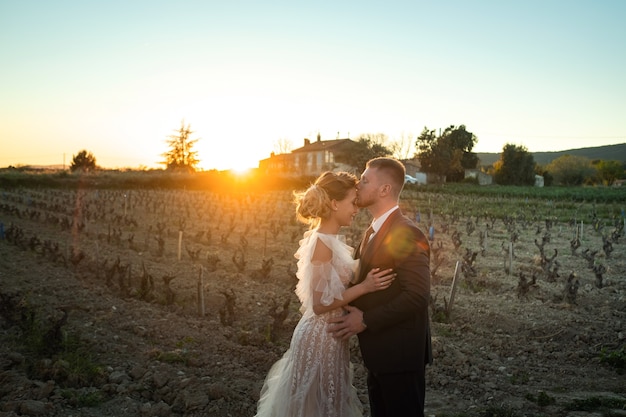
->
[328,157,432,417]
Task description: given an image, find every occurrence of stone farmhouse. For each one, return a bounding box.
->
[258,135,356,177]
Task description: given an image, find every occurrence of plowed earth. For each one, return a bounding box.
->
[0,188,624,417]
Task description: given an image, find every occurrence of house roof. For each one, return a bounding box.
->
[291,139,353,153]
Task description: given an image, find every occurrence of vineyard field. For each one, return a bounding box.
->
[1,184,625,416]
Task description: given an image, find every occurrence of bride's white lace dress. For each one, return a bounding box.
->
[255,230,364,417]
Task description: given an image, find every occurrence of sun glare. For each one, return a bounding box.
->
[197,155,256,174]
[231,165,252,175]
[225,155,257,174]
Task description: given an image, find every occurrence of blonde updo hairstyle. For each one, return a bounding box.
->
[295,171,357,228]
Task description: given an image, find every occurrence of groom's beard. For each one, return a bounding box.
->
[356,195,372,209]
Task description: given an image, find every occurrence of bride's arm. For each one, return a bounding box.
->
[312,268,394,315]
[310,240,394,316]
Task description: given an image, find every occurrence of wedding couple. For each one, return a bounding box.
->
[255,157,432,417]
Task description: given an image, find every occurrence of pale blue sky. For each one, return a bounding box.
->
[1,0,625,170]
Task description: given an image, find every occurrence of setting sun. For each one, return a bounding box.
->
[207,161,253,175]
[230,166,252,175]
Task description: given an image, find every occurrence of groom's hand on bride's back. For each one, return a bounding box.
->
[327,305,366,340]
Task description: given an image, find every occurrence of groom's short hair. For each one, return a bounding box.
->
[366,157,406,196]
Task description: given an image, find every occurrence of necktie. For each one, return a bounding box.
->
[353,225,375,284]
[359,225,375,257]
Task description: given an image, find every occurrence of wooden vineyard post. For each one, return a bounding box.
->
[447,261,461,317]
[509,242,513,278]
[177,230,183,261]
[580,220,584,241]
[197,266,205,317]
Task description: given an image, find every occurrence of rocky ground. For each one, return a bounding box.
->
[0,188,625,416]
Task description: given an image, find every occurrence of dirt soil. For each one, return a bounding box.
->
[0,188,624,417]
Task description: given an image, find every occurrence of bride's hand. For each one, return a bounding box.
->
[362,268,396,293]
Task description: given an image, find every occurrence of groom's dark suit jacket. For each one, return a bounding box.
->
[353,209,432,373]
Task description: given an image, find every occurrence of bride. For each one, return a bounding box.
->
[254,171,395,417]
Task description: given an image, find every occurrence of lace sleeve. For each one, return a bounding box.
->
[294,232,347,313]
[310,261,345,306]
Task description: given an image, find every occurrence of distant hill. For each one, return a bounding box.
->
[476,143,626,167]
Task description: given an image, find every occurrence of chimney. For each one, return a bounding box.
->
[317,132,321,142]
[304,138,310,146]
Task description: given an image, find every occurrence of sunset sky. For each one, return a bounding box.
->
[1,1,625,171]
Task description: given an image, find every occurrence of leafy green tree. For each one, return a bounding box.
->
[546,155,595,186]
[70,150,97,172]
[415,125,478,182]
[594,160,624,186]
[493,144,536,185]
[335,135,393,172]
[161,120,200,171]
[415,127,458,183]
